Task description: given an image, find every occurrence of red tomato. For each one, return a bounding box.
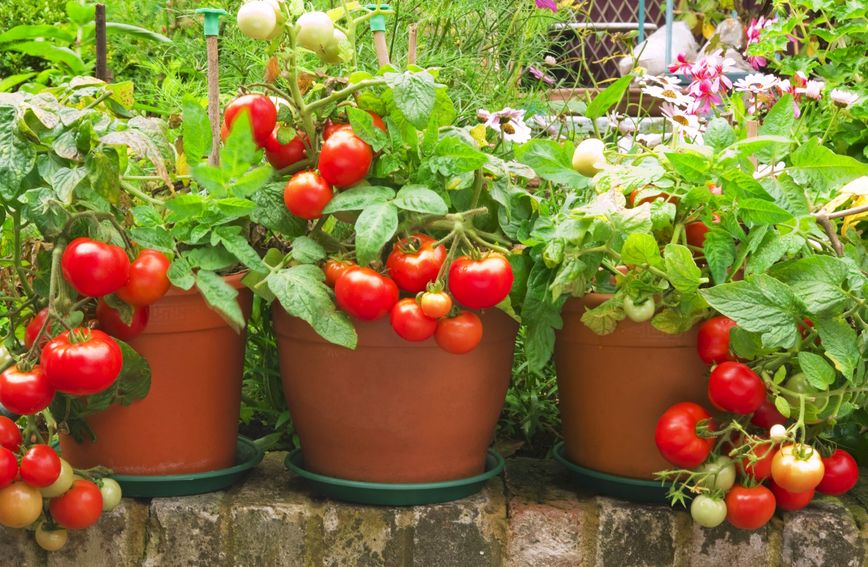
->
[283,170,333,220]
[708,361,765,414]
[385,234,447,293]
[223,94,277,147]
[771,444,825,493]
[323,121,351,140]
[96,300,150,341]
[725,484,776,529]
[317,130,372,188]
[24,308,51,349]
[686,221,710,248]
[61,238,130,298]
[323,260,356,287]
[768,479,813,511]
[654,402,715,468]
[751,399,788,429]
[0,447,18,488]
[49,479,103,530]
[334,268,399,321]
[0,416,22,452]
[390,299,438,342]
[0,365,55,416]
[116,250,171,306]
[368,111,387,131]
[741,442,777,481]
[434,311,483,354]
[816,449,859,496]
[696,316,737,365]
[264,129,308,169]
[448,254,514,310]
[420,291,453,319]
[40,328,123,396]
[20,445,61,488]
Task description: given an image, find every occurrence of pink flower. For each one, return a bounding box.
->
[535,0,557,12]
[687,79,722,115]
[745,16,776,70]
[798,80,824,100]
[527,66,555,85]
[668,53,692,75]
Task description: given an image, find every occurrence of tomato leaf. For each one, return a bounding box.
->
[214,226,264,272]
[426,136,488,177]
[167,254,195,290]
[291,236,326,264]
[665,151,710,184]
[814,318,860,382]
[738,198,794,225]
[196,270,246,332]
[704,117,736,152]
[774,396,791,418]
[769,256,850,315]
[703,228,736,285]
[251,181,306,236]
[621,233,663,268]
[584,75,631,119]
[354,203,398,266]
[663,244,702,293]
[385,71,439,130]
[231,165,272,198]
[322,185,395,213]
[347,106,388,152]
[580,296,625,335]
[181,97,211,163]
[393,184,447,214]
[515,139,587,189]
[0,105,36,201]
[267,265,357,349]
[219,112,259,179]
[521,263,566,372]
[790,138,868,197]
[798,352,836,391]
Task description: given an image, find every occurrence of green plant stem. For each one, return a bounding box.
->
[284,27,318,153]
[12,210,35,298]
[469,168,484,208]
[121,181,165,206]
[305,78,388,114]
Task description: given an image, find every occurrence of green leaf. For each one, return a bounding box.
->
[88,149,121,203]
[665,151,709,183]
[291,236,326,264]
[663,244,702,293]
[585,75,632,119]
[267,264,357,349]
[104,22,171,43]
[51,166,87,204]
[215,198,257,221]
[385,71,438,129]
[347,107,389,152]
[185,247,237,271]
[515,139,587,188]
[621,233,663,268]
[214,226,263,271]
[231,166,272,197]
[322,185,395,213]
[700,275,803,348]
[196,270,245,332]
[66,1,96,24]
[129,227,174,252]
[790,138,868,196]
[704,117,736,151]
[729,327,763,360]
[0,25,76,43]
[0,105,36,201]
[581,296,625,335]
[815,318,859,381]
[354,203,398,265]
[181,97,211,163]
[5,42,85,73]
[759,94,795,137]
[739,198,794,225]
[798,352,836,391]
[0,73,37,93]
[251,182,306,236]
[703,228,736,285]
[167,255,196,290]
[521,263,565,372]
[220,112,259,178]
[166,194,208,221]
[393,184,447,214]
[427,136,488,177]
[774,396,791,418]
[191,163,226,196]
[769,256,849,315]
[111,340,151,406]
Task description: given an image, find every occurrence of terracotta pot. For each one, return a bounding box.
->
[555,294,708,479]
[273,306,518,483]
[60,274,252,475]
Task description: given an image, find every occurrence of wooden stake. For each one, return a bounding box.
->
[745,119,758,167]
[374,31,390,67]
[206,35,221,166]
[95,4,108,81]
[407,24,417,66]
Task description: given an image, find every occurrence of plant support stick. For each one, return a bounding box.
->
[95,4,108,81]
[196,7,227,166]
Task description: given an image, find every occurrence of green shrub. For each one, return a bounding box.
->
[0,0,67,76]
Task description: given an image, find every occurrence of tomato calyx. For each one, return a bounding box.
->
[65,327,95,345]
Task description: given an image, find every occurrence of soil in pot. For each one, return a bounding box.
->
[555,294,708,479]
[60,274,252,475]
[273,306,518,484]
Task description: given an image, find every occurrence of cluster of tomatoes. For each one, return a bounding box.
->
[324,236,513,354]
[1,239,170,419]
[0,416,121,551]
[655,315,860,530]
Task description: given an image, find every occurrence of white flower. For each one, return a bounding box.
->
[544,55,557,66]
[830,89,859,108]
[754,161,786,179]
[480,107,532,144]
[733,73,778,94]
[661,102,702,139]
[530,114,562,138]
[797,80,825,100]
[642,84,693,107]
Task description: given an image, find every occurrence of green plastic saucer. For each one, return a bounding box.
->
[553,442,670,504]
[285,449,505,506]
[111,436,264,498]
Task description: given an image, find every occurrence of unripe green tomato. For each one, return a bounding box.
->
[319,29,348,64]
[295,12,334,53]
[690,494,727,528]
[623,296,655,322]
[699,456,736,492]
[571,138,606,177]
[35,524,68,552]
[99,478,122,512]
[40,458,74,498]
[237,1,278,40]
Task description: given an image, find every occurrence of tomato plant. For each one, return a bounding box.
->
[707,362,765,414]
[725,484,776,529]
[116,250,171,307]
[264,130,308,169]
[623,296,654,322]
[655,402,715,468]
[317,130,373,188]
[448,254,514,310]
[24,309,51,349]
[61,238,130,298]
[35,524,68,552]
[386,234,446,293]
[741,443,777,481]
[435,311,484,354]
[751,399,788,430]
[770,444,825,493]
[19,445,61,488]
[283,170,333,220]
[816,449,859,496]
[390,299,438,342]
[49,479,103,530]
[334,268,399,321]
[41,329,123,396]
[96,301,150,341]
[0,365,55,415]
[223,94,277,147]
